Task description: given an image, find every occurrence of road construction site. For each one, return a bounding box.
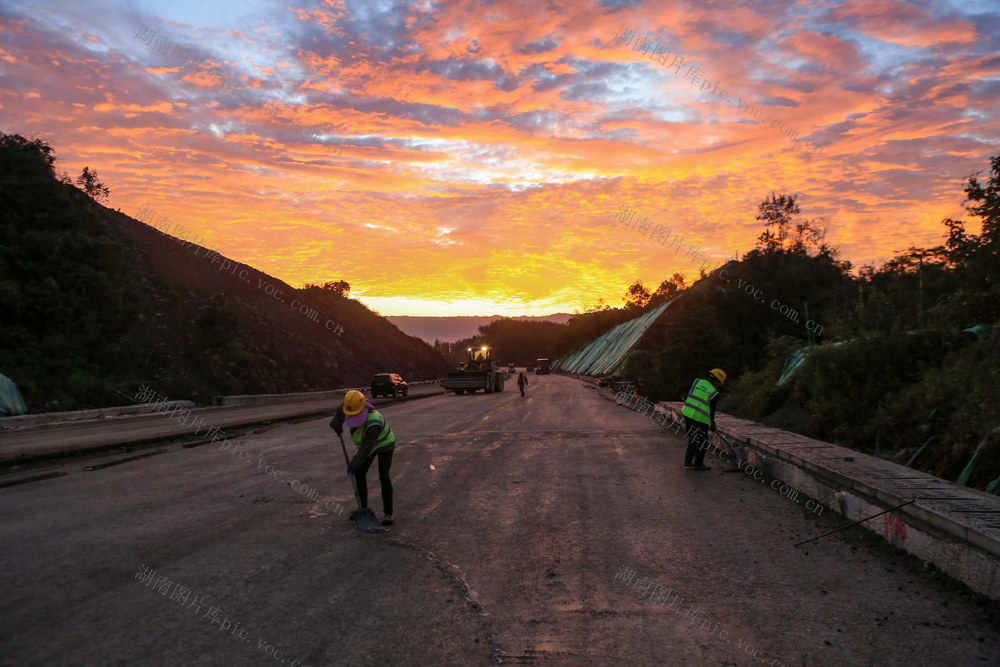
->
[1,374,998,665]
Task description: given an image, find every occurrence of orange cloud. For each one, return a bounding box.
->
[0,0,993,317]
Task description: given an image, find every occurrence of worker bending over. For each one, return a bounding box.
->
[681,368,726,471]
[330,390,396,525]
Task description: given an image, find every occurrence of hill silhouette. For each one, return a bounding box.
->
[388,314,573,345]
[0,132,449,412]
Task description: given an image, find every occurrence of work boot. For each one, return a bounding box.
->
[382,514,394,526]
[683,462,694,468]
[692,465,711,471]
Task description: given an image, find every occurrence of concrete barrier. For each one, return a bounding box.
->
[0,385,446,465]
[0,401,196,430]
[215,389,346,407]
[215,380,442,406]
[660,402,1000,600]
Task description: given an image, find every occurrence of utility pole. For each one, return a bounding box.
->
[910,249,933,328]
[804,301,814,345]
[896,247,934,328]
[918,253,925,328]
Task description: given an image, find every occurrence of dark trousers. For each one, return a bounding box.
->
[684,417,710,466]
[519,385,526,396]
[354,448,394,514]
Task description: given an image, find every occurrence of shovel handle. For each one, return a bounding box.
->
[338,432,368,513]
[337,433,352,468]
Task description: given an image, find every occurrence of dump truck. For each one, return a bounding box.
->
[535,358,551,374]
[441,346,507,395]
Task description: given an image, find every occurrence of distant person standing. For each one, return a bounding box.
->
[517,370,528,397]
[681,369,726,470]
[329,390,396,525]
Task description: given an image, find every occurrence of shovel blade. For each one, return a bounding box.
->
[721,435,747,468]
[353,508,381,532]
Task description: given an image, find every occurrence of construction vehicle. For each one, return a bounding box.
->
[535,358,551,374]
[441,346,507,395]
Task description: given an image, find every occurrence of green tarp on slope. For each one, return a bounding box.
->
[555,301,672,376]
[0,373,28,416]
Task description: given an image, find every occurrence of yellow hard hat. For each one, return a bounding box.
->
[344,389,366,415]
[709,368,727,385]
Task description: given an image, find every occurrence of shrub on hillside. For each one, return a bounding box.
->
[791,329,969,444]
[877,332,1000,486]
[730,336,805,418]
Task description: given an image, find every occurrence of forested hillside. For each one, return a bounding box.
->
[435,318,566,366]
[557,164,1000,490]
[0,133,450,411]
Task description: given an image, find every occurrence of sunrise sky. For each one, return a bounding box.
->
[2,0,998,316]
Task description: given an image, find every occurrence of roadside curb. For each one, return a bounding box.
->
[0,387,444,468]
[0,401,196,430]
[669,397,1000,600]
[590,378,1000,600]
[215,380,441,406]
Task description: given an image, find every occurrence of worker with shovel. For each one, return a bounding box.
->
[681,368,726,470]
[329,390,396,526]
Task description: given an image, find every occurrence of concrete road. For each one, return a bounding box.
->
[1,374,998,665]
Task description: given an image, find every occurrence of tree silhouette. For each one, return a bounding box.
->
[964,155,1000,242]
[941,154,1000,309]
[753,192,827,255]
[76,166,110,203]
[946,156,1000,267]
[304,280,351,296]
[650,273,688,305]
[322,280,350,296]
[754,192,800,253]
[623,281,651,310]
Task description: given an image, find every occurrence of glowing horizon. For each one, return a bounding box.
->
[355,295,575,318]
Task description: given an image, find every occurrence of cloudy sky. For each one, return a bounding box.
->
[2,0,998,316]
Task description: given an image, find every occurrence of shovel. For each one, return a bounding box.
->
[717,433,747,469]
[338,433,381,532]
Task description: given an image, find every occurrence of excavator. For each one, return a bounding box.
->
[441,346,507,395]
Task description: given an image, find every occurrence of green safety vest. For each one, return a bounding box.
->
[681,378,718,426]
[351,409,395,452]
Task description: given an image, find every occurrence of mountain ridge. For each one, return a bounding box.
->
[387,313,574,344]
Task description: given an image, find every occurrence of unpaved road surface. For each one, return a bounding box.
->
[1,374,998,665]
